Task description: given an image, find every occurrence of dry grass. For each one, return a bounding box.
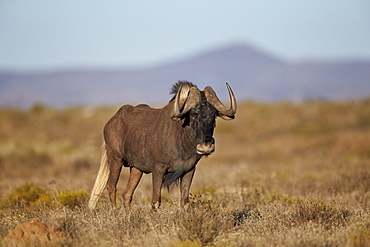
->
[0,99,369,246]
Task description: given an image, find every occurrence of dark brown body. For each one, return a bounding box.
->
[105,102,201,209]
[88,81,236,211]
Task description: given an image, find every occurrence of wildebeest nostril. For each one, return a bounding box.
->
[205,136,215,144]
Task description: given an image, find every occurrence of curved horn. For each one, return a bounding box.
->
[204,83,237,120]
[171,86,201,120]
[172,85,183,120]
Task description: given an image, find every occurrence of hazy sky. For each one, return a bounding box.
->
[1,0,369,71]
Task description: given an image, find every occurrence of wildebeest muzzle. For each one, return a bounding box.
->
[196,136,215,155]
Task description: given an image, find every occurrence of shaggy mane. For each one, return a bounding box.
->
[163,167,186,190]
[169,81,197,102]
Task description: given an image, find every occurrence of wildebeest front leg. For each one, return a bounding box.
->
[151,170,165,211]
[180,168,195,208]
[122,166,143,212]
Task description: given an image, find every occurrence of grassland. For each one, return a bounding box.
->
[0,99,369,246]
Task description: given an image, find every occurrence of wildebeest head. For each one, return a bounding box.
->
[171,81,237,155]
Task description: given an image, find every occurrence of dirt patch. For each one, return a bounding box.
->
[3,218,67,245]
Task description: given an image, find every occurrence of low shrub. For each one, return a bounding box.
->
[0,183,89,209]
[0,183,51,208]
[56,190,89,208]
[291,198,350,230]
[176,195,233,246]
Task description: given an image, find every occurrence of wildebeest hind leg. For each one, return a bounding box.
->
[122,166,143,212]
[106,158,122,208]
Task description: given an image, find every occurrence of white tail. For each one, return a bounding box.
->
[88,143,110,210]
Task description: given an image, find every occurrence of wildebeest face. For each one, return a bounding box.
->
[172,82,237,155]
[189,100,217,155]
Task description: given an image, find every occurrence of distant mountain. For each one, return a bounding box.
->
[0,43,369,108]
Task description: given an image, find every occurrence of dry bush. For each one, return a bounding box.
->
[176,196,233,245]
[56,190,89,208]
[289,198,350,230]
[0,183,50,208]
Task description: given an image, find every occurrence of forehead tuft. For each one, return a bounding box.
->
[192,100,216,115]
[169,81,198,101]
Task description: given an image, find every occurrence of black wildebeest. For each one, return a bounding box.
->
[88,81,237,211]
